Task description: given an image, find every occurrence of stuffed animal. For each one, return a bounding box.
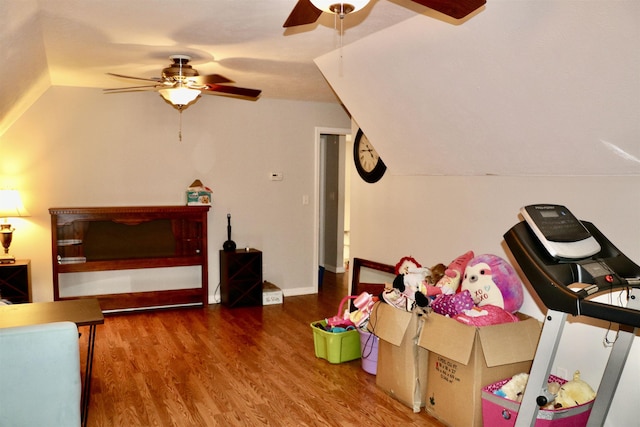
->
[390,266,432,310]
[430,290,475,317]
[554,371,596,408]
[394,256,422,275]
[495,373,529,402]
[384,256,432,311]
[426,263,447,285]
[413,251,475,310]
[454,304,519,326]
[460,254,524,313]
[435,250,474,294]
[390,256,423,300]
[493,371,596,410]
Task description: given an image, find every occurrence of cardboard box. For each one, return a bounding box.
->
[262,281,283,305]
[367,302,429,413]
[482,375,593,427]
[418,312,541,427]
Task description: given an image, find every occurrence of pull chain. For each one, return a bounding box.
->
[178,57,185,142]
[340,12,344,58]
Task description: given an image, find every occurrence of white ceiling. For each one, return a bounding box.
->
[2,0,436,109]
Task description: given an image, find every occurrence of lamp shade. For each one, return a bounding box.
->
[159,87,201,106]
[310,0,370,14]
[0,190,29,218]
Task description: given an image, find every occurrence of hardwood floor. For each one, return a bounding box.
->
[79,273,446,426]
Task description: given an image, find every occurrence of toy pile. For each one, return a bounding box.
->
[380,251,525,326]
[314,292,378,333]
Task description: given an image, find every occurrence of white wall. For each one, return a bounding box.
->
[0,86,350,302]
[348,173,640,426]
[317,1,640,177]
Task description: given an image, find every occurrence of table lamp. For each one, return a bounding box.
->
[0,189,30,264]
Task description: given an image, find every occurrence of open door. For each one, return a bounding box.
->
[314,127,351,291]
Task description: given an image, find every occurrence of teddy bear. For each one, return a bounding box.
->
[494,372,530,402]
[553,371,596,408]
[426,263,447,285]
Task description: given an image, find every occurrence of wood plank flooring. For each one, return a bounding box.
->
[79,273,446,426]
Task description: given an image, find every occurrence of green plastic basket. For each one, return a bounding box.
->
[311,320,361,364]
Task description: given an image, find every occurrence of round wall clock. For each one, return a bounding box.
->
[353,128,386,183]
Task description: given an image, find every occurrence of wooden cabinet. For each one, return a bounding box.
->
[0,260,31,303]
[50,206,210,312]
[220,249,262,307]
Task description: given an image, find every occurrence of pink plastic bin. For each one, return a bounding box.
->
[482,375,593,427]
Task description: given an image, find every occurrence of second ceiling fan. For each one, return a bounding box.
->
[283,0,486,27]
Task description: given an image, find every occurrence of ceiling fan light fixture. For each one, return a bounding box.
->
[159,86,201,107]
[310,0,370,16]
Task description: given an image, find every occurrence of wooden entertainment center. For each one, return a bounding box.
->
[50,206,210,312]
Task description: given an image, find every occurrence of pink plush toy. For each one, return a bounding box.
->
[460,254,524,313]
[425,251,475,316]
[454,305,519,326]
[435,250,475,294]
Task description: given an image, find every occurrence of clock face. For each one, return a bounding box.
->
[353,129,386,183]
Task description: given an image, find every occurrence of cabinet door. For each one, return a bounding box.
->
[220,250,262,307]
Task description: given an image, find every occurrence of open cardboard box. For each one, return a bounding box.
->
[418,311,541,427]
[367,302,429,413]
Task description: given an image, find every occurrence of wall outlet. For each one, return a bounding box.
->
[269,172,283,181]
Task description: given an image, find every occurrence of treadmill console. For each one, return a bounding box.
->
[505,205,640,326]
[520,204,601,260]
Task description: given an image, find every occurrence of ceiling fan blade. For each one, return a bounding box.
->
[103,85,160,92]
[188,74,234,85]
[283,0,323,28]
[411,0,486,19]
[203,84,262,100]
[106,72,162,83]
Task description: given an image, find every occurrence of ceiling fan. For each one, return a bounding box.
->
[283,0,486,27]
[104,55,262,109]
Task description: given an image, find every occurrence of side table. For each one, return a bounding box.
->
[220,249,263,307]
[0,259,31,303]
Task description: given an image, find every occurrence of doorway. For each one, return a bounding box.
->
[314,127,351,291]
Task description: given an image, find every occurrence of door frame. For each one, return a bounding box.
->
[313,126,352,292]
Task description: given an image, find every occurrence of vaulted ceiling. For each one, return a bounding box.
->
[3,1,639,176]
[1,0,448,134]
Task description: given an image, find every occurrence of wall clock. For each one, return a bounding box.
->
[353,128,386,183]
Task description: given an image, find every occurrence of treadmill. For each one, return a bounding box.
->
[504,204,640,427]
